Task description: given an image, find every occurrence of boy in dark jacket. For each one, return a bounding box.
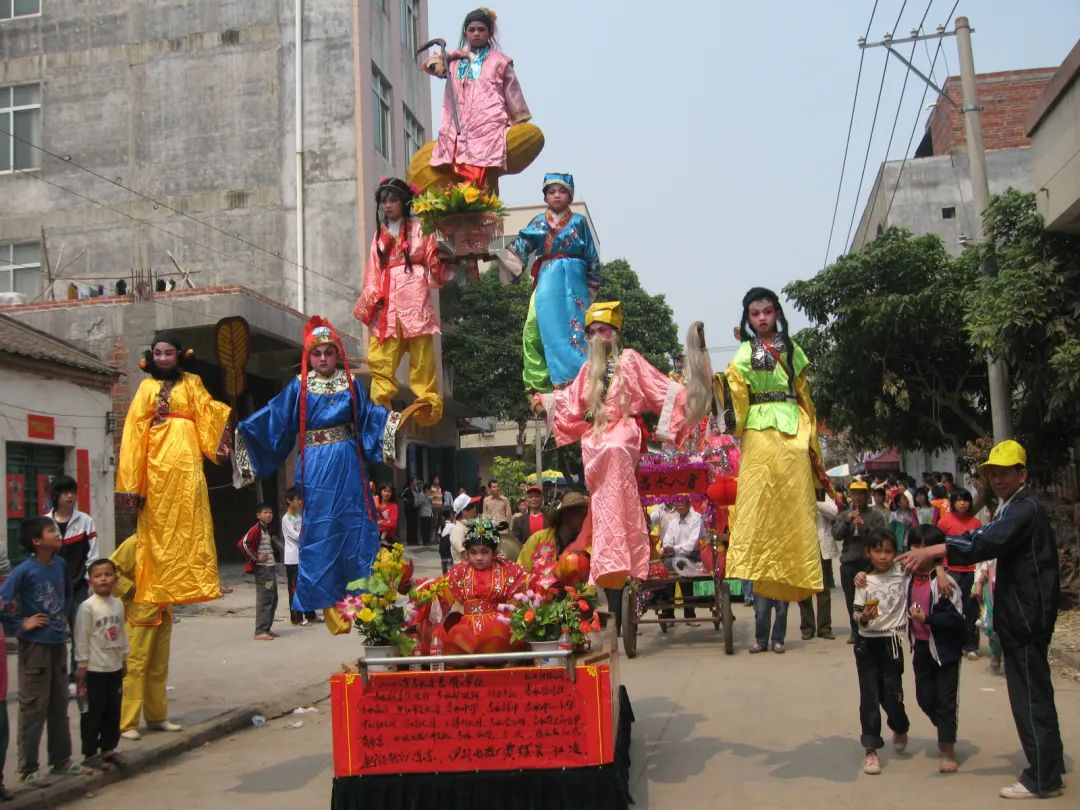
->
[238,504,283,641]
[905,525,964,774]
[899,440,1063,800]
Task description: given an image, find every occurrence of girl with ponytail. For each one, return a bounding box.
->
[684,288,828,605]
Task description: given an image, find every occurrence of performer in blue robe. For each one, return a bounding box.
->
[233,316,406,633]
[497,173,601,396]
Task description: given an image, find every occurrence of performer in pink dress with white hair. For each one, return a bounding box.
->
[428,7,531,190]
[549,302,692,589]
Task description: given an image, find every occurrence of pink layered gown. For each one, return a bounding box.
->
[430,48,530,171]
[553,349,691,585]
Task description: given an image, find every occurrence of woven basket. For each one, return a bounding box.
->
[435,211,504,257]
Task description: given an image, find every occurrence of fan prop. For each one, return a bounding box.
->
[214,316,251,409]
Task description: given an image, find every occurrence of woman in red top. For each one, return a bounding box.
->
[376,485,399,550]
[936,487,982,658]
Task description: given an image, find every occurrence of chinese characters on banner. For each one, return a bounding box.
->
[330,666,613,776]
[636,466,709,498]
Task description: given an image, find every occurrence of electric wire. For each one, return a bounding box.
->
[4,162,358,297]
[842,1,911,250]
[857,1,935,236]
[884,0,961,223]
[821,0,881,270]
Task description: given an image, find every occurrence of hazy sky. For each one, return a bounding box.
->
[427,1,1080,362]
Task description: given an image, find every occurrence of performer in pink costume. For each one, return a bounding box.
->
[549,302,692,588]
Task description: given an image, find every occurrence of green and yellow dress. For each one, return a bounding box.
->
[716,336,823,602]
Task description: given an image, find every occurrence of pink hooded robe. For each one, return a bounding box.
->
[552,349,691,584]
[431,48,531,171]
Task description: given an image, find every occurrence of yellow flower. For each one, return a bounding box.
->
[361,594,374,606]
[357,607,375,623]
[461,185,480,204]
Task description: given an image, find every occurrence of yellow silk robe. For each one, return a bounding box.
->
[116,373,231,604]
[718,338,823,603]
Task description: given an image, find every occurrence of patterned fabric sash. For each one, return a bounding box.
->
[749,392,797,405]
[303,423,354,447]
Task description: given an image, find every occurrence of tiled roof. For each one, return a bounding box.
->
[0,312,120,377]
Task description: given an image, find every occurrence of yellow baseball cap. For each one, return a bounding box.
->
[981,439,1027,468]
[585,301,623,331]
[848,480,869,491]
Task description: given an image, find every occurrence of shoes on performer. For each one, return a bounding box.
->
[801,631,814,640]
[772,643,785,654]
[863,751,881,775]
[819,631,836,639]
[120,729,141,740]
[965,650,979,661]
[749,643,765,654]
[149,720,183,732]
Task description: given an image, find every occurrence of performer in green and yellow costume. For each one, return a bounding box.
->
[687,288,825,602]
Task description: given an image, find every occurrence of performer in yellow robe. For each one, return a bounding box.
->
[686,288,824,603]
[115,331,232,604]
[111,536,181,738]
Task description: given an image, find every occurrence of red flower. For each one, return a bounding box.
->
[591,615,601,631]
[524,609,536,623]
[579,620,591,635]
[577,599,590,612]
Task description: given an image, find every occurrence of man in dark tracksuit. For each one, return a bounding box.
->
[899,440,1064,800]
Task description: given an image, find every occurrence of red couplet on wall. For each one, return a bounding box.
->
[330,665,614,777]
[76,450,91,513]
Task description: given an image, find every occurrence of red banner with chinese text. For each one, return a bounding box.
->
[76,450,91,513]
[636,466,709,499]
[330,665,613,776]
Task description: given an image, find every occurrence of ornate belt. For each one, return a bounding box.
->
[304,423,354,447]
[749,392,797,405]
[165,412,194,422]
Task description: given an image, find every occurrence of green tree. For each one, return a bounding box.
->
[784,228,987,454]
[597,259,680,371]
[442,258,681,420]
[489,456,529,497]
[965,189,1080,474]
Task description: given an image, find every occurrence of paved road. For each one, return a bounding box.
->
[70,595,1078,809]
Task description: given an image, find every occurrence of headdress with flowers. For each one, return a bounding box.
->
[299,316,374,522]
[462,517,501,550]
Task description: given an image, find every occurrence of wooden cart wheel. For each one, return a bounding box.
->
[720,580,734,655]
[621,582,638,659]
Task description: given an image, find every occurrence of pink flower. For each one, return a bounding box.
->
[496,615,512,625]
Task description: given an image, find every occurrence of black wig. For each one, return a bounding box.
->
[374,177,415,274]
[459,7,497,48]
[739,287,796,392]
[141,330,194,381]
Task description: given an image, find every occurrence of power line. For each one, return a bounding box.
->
[821,0,881,270]
[843,1,911,250]
[884,0,960,223]
[0,126,305,272]
[858,1,935,234]
[6,164,359,297]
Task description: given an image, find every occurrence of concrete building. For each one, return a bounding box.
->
[1,1,465,554]
[1025,40,1080,233]
[1,311,120,565]
[851,69,1055,255]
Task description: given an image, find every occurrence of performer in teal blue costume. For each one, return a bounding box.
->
[233,316,406,631]
[497,173,600,396]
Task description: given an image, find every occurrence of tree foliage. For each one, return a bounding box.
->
[442,259,681,421]
[784,228,986,453]
[489,456,529,496]
[965,189,1080,473]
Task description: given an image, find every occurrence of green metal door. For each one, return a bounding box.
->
[5,443,66,566]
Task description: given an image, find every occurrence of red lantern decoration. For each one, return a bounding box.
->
[707,476,738,506]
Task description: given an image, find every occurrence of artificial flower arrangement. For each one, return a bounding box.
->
[411,182,507,235]
[498,583,602,647]
[338,543,424,654]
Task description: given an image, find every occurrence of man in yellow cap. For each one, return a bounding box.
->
[899,440,1064,800]
[833,480,885,643]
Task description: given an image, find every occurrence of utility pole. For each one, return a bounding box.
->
[860,16,1013,443]
[954,16,1012,443]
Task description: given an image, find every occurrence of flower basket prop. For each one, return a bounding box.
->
[499,584,602,657]
[412,183,506,260]
[338,544,419,658]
